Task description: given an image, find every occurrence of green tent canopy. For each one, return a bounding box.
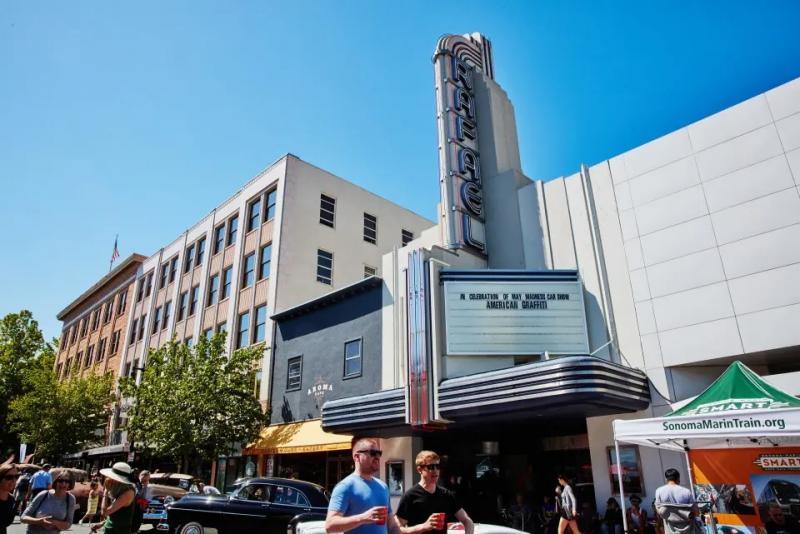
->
[613,360,800,451]
[669,360,800,417]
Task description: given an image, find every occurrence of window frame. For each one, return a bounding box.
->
[237,311,250,349]
[178,291,188,322]
[227,214,239,247]
[364,265,377,278]
[222,267,233,299]
[152,307,162,335]
[247,198,262,232]
[259,243,272,280]
[286,356,303,392]
[343,337,363,379]
[265,188,277,221]
[242,253,255,288]
[196,237,206,266]
[213,224,225,255]
[162,301,172,330]
[363,212,377,244]
[184,245,195,273]
[319,194,336,228]
[170,256,179,282]
[189,286,199,316]
[254,304,267,343]
[402,229,414,246]
[207,274,220,306]
[316,249,333,285]
[117,289,128,314]
[159,263,169,289]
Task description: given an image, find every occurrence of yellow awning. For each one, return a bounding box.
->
[245,419,352,455]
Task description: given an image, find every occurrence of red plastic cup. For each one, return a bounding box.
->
[433,513,446,530]
[376,506,388,525]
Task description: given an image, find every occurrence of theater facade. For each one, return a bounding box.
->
[315,33,800,513]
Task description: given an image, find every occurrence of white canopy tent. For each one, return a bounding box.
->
[611,361,800,532]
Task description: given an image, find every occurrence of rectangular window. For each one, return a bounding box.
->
[129,319,138,345]
[117,290,128,314]
[162,301,172,330]
[145,273,153,297]
[184,245,195,273]
[248,199,262,232]
[75,352,83,371]
[266,188,277,221]
[237,311,250,349]
[607,446,644,495]
[402,229,414,246]
[364,265,377,278]
[196,237,206,266]
[203,328,213,339]
[259,243,272,280]
[110,330,121,354]
[169,256,178,282]
[85,345,95,368]
[319,194,335,228]
[287,356,303,391]
[227,215,239,247]
[213,224,225,255]
[222,267,233,299]
[159,263,169,289]
[70,326,77,344]
[189,286,199,316]
[138,314,146,340]
[98,338,107,361]
[254,305,267,343]
[207,274,220,306]
[103,300,113,323]
[136,279,144,302]
[80,319,88,337]
[91,308,101,331]
[152,307,162,335]
[344,339,363,378]
[363,213,377,244]
[316,249,333,285]
[185,337,194,348]
[178,291,188,321]
[242,253,255,288]
[216,322,227,334]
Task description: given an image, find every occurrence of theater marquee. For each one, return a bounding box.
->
[442,270,590,356]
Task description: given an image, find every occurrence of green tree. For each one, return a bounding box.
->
[120,334,267,472]
[0,310,50,455]
[8,353,115,459]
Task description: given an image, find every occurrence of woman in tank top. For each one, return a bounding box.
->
[89,463,135,534]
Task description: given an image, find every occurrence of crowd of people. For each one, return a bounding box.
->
[0,459,214,534]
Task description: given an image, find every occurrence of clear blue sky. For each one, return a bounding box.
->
[2,1,800,341]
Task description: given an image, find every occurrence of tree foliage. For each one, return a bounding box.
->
[120,334,267,471]
[8,353,115,459]
[0,310,50,455]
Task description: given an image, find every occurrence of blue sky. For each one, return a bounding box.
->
[2,1,800,341]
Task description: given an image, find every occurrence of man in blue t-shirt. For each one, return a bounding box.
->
[326,437,398,534]
[27,465,52,501]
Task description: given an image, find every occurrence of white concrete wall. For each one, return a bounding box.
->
[275,157,433,313]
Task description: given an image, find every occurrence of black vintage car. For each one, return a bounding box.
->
[163,477,330,534]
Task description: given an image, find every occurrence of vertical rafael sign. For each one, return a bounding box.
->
[433,33,495,256]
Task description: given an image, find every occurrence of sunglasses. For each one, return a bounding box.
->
[421,464,441,471]
[2,474,18,481]
[357,449,383,458]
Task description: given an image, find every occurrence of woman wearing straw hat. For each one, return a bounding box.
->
[20,469,76,533]
[90,462,136,534]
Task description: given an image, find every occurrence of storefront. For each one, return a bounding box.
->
[242,419,352,492]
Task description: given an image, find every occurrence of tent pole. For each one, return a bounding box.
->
[683,445,696,501]
[615,440,629,534]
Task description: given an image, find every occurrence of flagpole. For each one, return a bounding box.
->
[110,234,119,272]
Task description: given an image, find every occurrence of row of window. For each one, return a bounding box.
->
[135,188,277,308]
[58,330,121,378]
[315,249,379,285]
[62,290,128,350]
[317,194,416,246]
[285,338,362,391]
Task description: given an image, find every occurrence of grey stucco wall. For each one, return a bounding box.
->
[270,285,382,424]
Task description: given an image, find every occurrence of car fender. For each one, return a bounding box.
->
[289,514,327,534]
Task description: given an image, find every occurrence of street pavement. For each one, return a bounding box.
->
[7,518,157,533]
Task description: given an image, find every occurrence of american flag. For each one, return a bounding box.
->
[110,235,120,263]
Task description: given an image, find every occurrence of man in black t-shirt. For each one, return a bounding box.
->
[395,450,474,534]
